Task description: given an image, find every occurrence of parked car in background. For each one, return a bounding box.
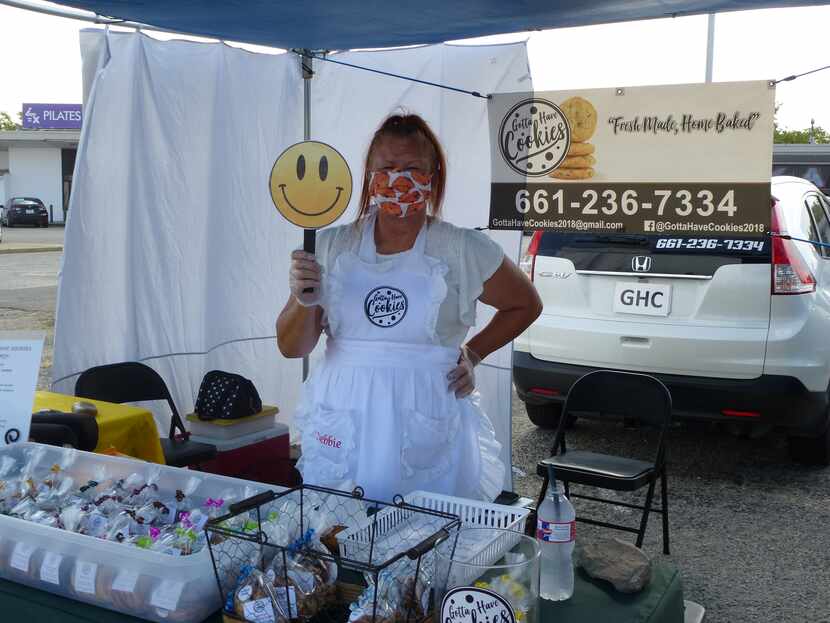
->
[514,176,830,464]
[5,197,48,227]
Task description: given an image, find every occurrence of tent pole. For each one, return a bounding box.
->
[302,49,313,382]
[705,13,716,83]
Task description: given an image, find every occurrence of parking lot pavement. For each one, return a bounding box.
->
[0,252,61,294]
[1,224,65,247]
[0,251,60,389]
[511,393,830,623]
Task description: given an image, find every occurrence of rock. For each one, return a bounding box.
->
[577,537,652,593]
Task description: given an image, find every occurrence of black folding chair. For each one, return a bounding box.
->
[535,370,672,554]
[75,362,216,468]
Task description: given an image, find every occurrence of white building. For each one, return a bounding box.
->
[0,129,80,223]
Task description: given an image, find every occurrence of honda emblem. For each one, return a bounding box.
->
[632,256,652,272]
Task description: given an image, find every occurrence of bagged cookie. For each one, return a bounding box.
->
[268,543,337,620]
[0,456,21,513]
[349,561,428,623]
[34,452,78,510]
[70,559,110,606]
[4,540,41,582]
[96,565,153,616]
[232,566,284,622]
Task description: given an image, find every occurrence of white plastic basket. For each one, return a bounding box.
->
[337,491,529,574]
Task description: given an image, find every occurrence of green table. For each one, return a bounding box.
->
[0,562,683,623]
[544,562,684,623]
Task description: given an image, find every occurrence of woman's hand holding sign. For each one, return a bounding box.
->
[279,250,325,358]
[289,250,323,307]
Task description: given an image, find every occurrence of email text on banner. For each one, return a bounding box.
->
[489,183,770,233]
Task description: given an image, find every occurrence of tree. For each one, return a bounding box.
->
[775,126,830,144]
[773,102,829,144]
[0,111,19,131]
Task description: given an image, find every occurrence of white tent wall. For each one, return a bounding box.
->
[54,31,528,491]
[55,30,306,432]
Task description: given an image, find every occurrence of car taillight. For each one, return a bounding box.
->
[529,387,560,397]
[771,200,816,295]
[520,231,542,281]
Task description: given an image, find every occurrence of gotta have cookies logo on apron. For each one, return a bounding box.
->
[364,286,408,328]
[497,97,598,180]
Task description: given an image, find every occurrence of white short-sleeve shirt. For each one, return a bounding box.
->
[316,217,505,348]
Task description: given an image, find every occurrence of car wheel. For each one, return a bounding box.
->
[524,402,576,429]
[787,423,830,466]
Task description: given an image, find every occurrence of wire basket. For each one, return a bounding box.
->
[204,485,461,623]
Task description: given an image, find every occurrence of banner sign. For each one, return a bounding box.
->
[488,81,774,236]
[0,332,45,446]
[22,103,83,129]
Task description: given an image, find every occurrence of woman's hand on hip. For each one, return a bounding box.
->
[290,250,323,306]
[448,345,481,398]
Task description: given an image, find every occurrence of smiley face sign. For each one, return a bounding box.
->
[269,141,353,229]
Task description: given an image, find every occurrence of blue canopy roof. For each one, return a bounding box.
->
[54,0,829,50]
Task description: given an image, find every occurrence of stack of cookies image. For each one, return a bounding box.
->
[551,96,597,180]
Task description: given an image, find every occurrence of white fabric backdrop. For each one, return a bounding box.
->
[55,30,529,490]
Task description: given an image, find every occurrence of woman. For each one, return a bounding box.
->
[277,113,542,502]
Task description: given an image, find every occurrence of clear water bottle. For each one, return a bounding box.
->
[536,464,575,601]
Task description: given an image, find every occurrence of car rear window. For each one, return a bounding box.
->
[535,232,770,277]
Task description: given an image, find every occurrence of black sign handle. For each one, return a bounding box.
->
[303,229,316,294]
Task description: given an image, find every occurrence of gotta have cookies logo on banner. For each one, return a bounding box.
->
[488,80,775,236]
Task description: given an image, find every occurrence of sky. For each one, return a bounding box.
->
[0,3,828,131]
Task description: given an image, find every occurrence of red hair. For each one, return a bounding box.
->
[357,113,447,221]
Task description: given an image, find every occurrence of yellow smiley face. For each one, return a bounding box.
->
[269,141,353,229]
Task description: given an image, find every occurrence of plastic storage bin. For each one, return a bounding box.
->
[185,406,279,440]
[0,442,280,623]
[192,424,291,486]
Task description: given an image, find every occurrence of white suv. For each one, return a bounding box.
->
[514,176,830,464]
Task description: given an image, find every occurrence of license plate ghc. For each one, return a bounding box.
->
[613,283,671,317]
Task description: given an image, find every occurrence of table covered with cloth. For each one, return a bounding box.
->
[0,561,684,623]
[33,391,166,464]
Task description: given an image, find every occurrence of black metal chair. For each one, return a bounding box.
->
[535,370,672,554]
[74,362,216,468]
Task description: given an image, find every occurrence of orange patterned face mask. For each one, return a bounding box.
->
[369,169,433,217]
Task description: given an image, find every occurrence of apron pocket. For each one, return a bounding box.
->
[401,408,459,479]
[302,407,357,484]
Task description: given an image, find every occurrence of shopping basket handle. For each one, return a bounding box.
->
[229,490,278,515]
[406,529,451,560]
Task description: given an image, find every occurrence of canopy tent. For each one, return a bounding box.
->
[17,0,828,498]
[53,29,530,491]
[29,0,830,49]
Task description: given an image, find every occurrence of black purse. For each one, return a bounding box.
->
[195,370,263,421]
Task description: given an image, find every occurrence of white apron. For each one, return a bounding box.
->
[295,215,505,502]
